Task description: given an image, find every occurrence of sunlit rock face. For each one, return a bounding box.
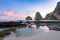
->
[53,1,60,20]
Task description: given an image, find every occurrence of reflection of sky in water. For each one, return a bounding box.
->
[19,26,49,37]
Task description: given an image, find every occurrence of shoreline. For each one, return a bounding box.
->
[3,30,60,40]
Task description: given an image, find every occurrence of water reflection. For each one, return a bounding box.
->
[19,25,49,37]
[3,25,49,40]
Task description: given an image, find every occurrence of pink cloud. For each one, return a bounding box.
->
[4,10,26,20]
[0,10,35,21]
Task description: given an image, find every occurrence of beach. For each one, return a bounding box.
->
[3,30,60,40]
[3,26,60,40]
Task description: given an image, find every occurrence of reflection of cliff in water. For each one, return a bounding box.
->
[7,25,49,37]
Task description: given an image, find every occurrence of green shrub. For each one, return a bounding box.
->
[0,29,10,37]
[0,27,16,37]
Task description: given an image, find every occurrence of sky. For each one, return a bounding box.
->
[0,0,60,21]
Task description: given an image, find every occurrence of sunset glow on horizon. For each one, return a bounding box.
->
[0,0,60,21]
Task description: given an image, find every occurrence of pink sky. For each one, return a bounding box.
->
[0,0,60,21]
[0,10,35,21]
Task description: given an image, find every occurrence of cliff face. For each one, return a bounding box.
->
[53,1,60,20]
[45,1,60,20]
[45,12,57,20]
[35,12,42,20]
[54,2,60,13]
[45,2,60,30]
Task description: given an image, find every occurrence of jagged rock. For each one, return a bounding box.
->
[35,12,42,20]
[45,1,60,20]
[35,12,42,29]
[45,1,60,30]
[53,1,60,20]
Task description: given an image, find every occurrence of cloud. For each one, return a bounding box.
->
[4,10,26,20]
[0,9,35,21]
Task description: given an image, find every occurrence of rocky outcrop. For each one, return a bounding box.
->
[45,1,60,20]
[35,12,42,29]
[26,16,32,20]
[35,12,42,20]
[53,1,60,20]
[45,1,60,30]
[45,12,57,20]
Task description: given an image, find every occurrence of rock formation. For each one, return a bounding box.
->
[53,1,60,20]
[45,1,60,20]
[45,1,60,30]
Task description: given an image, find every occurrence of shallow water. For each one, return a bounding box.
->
[19,27,49,37]
[3,26,49,40]
[19,28,42,37]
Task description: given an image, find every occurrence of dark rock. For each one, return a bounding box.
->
[45,12,57,20]
[53,1,60,19]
